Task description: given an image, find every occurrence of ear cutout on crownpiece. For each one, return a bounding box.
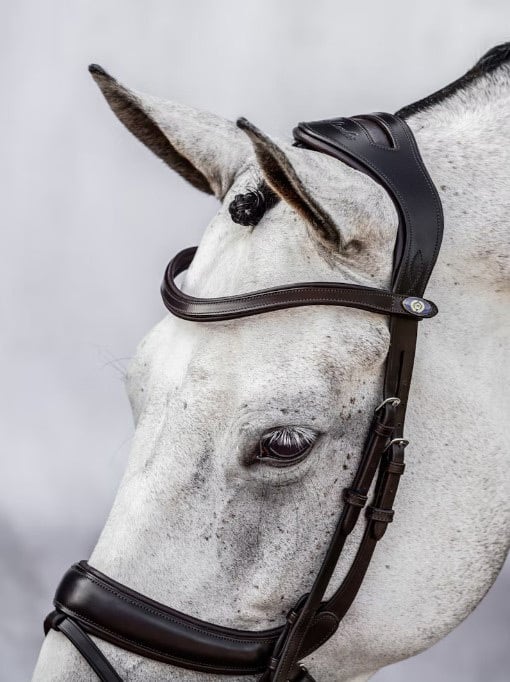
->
[237,118,342,248]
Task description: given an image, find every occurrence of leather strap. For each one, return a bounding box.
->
[161,247,437,322]
[45,611,123,682]
[268,401,398,681]
[266,114,443,682]
[323,439,407,620]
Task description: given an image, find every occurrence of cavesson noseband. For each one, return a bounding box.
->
[44,112,444,682]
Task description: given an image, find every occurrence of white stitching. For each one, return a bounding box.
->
[69,570,276,645]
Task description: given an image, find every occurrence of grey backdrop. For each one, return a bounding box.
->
[2,1,509,680]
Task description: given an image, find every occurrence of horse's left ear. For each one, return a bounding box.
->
[89,65,250,199]
[237,118,342,249]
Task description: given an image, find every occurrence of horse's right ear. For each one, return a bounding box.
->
[89,64,250,199]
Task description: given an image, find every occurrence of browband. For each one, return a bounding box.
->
[45,112,444,682]
[161,247,438,322]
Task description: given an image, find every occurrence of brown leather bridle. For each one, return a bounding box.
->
[44,112,444,682]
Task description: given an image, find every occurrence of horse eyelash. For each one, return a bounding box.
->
[265,426,317,449]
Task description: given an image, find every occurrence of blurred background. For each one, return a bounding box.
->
[2,1,509,680]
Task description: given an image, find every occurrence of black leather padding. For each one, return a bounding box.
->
[47,562,341,676]
[51,562,281,674]
[293,113,444,296]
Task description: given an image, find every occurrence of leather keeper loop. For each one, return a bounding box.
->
[343,488,368,508]
[269,657,279,671]
[44,610,65,635]
[386,461,406,475]
[287,610,299,625]
[373,422,395,438]
[365,506,394,523]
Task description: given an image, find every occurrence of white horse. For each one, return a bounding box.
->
[33,46,510,682]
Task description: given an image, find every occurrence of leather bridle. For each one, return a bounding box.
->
[44,112,444,682]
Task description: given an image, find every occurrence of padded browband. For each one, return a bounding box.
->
[45,113,444,682]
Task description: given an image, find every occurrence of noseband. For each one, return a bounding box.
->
[44,112,444,682]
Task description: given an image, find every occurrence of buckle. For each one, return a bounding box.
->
[385,437,409,450]
[375,397,400,412]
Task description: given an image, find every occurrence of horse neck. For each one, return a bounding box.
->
[408,70,510,289]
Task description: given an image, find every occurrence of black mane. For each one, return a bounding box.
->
[396,42,510,119]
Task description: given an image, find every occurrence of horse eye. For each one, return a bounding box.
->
[257,427,318,467]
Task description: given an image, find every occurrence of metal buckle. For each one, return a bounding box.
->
[386,437,409,449]
[375,397,400,412]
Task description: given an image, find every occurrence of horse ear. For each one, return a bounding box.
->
[89,65,250,199]
[237,118,342,249]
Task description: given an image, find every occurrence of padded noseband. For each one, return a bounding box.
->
[45,113,443,682]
